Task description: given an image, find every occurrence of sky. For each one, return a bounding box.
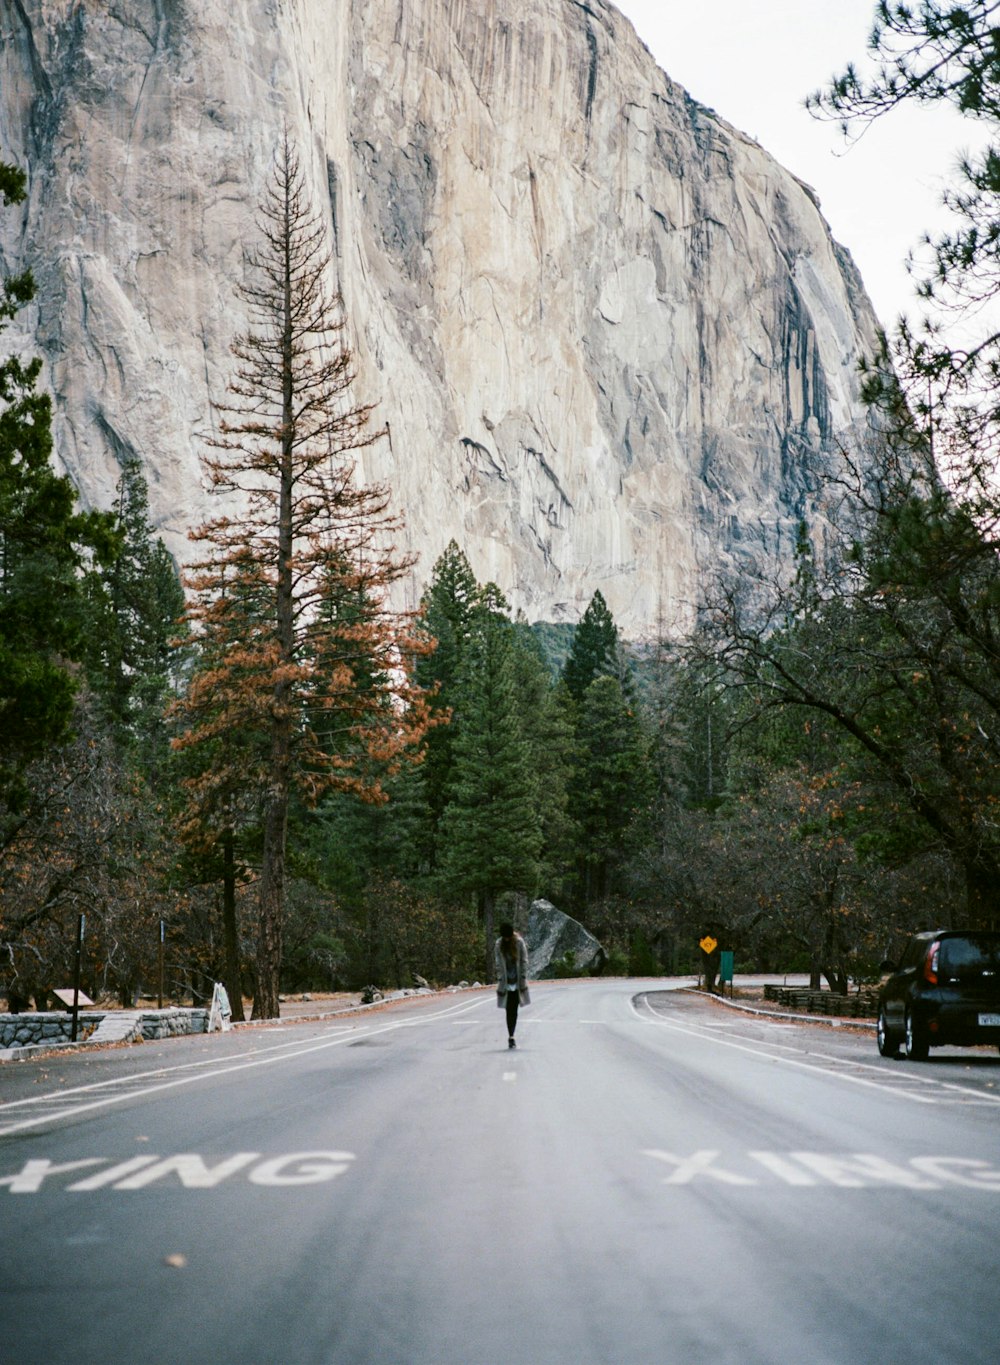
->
[615,0,980,332]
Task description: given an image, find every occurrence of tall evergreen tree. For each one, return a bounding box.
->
[563,589,622,703]
[569,673,653,907]
[173,136,431,1018]
[511,617,577,897]
[438,585,542,969]
[417,540,479,860]
[83,457,184,762]
[0,160,116,803]
[170,559,269,1022]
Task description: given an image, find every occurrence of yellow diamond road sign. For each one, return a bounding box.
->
[699,935,718,955]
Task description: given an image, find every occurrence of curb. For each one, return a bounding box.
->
[1,986,493,1061]
[0,1038,89,1062]
[676,986,877,1031]
[229,984,489,1030]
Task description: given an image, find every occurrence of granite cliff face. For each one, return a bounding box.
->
[0,0,880,634]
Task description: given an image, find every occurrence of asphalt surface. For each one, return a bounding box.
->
[1,979,998,1364]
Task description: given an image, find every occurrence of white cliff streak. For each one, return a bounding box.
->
[0,0,880,634]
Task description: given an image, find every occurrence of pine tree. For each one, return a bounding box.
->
[569,674,653,907]
[563,589,623,703]
[0,160,116,803]
[416,540,480,861]
[173,136,431,1018]
[438,585,542,969]
[83,457,185,763]
[170,560,268,1022]
[511,617,577,897]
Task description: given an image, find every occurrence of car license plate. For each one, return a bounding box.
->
[979,1013,1000,1027]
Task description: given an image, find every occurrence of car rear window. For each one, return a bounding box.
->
[939,936,1000,976]
[901,939,931,969]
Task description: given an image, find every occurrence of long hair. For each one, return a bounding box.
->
[499,921,517,962]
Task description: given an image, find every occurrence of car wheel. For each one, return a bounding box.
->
[904,1008,929,1061]
[877,1008,900,1058]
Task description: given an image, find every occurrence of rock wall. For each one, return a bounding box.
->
[0,0,881,635]
[0,1008,210,1054]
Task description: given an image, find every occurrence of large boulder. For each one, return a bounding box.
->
[525,900,605,980]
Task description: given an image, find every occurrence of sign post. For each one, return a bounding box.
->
[158,919,165,1009]
[70,913,86,1042]
[698,935,718,991]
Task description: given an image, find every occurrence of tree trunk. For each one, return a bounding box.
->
[483,889,495,983]
[253,793,288,1019]
[222,828,246,1023]
[965,858,999,930]
[703,952,720,993]
[252,231,296,1022]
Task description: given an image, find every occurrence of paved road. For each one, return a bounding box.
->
[1,980,999,1364]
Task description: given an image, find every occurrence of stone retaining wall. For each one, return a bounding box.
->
[0,1008,210,1050]
[140,1008,210,1039]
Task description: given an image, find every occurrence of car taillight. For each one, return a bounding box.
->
[924,940,941,985]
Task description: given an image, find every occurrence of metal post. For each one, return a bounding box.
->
[158,920,165,1009]
[70,913,85,1042]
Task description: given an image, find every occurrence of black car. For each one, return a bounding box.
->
[877,930,1000,1060]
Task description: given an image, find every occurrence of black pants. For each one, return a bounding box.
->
[505,990,520,1037]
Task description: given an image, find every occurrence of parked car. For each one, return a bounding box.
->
[877,930,1000,1060]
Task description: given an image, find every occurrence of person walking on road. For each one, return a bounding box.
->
[496,921,530,1048]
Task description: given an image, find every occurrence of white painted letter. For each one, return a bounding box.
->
[0,1159,105,1193]
[68,1157,162,1190]
[910,1157,1000,1190]
[642,1149,756,1186]
[112,1153,260,1189]
[790,1153,939,1189]
[749,1152,818,1186]
[248,1152,355,1186]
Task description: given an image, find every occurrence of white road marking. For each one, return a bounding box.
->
[95,1153,261,1190]
[0,1158,106,1192]
[789,1152,939,1188]
[642,1149,756,1186]
[749,1151,818,1186]
[641,1149,1000,1190]
[908,1157,1000,1189]
[502,1072,517,1082]
[6,1145,1000,1195]
[0,999,488,1138]
[0,1151,356,1192]
[632,995,1000,1106]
